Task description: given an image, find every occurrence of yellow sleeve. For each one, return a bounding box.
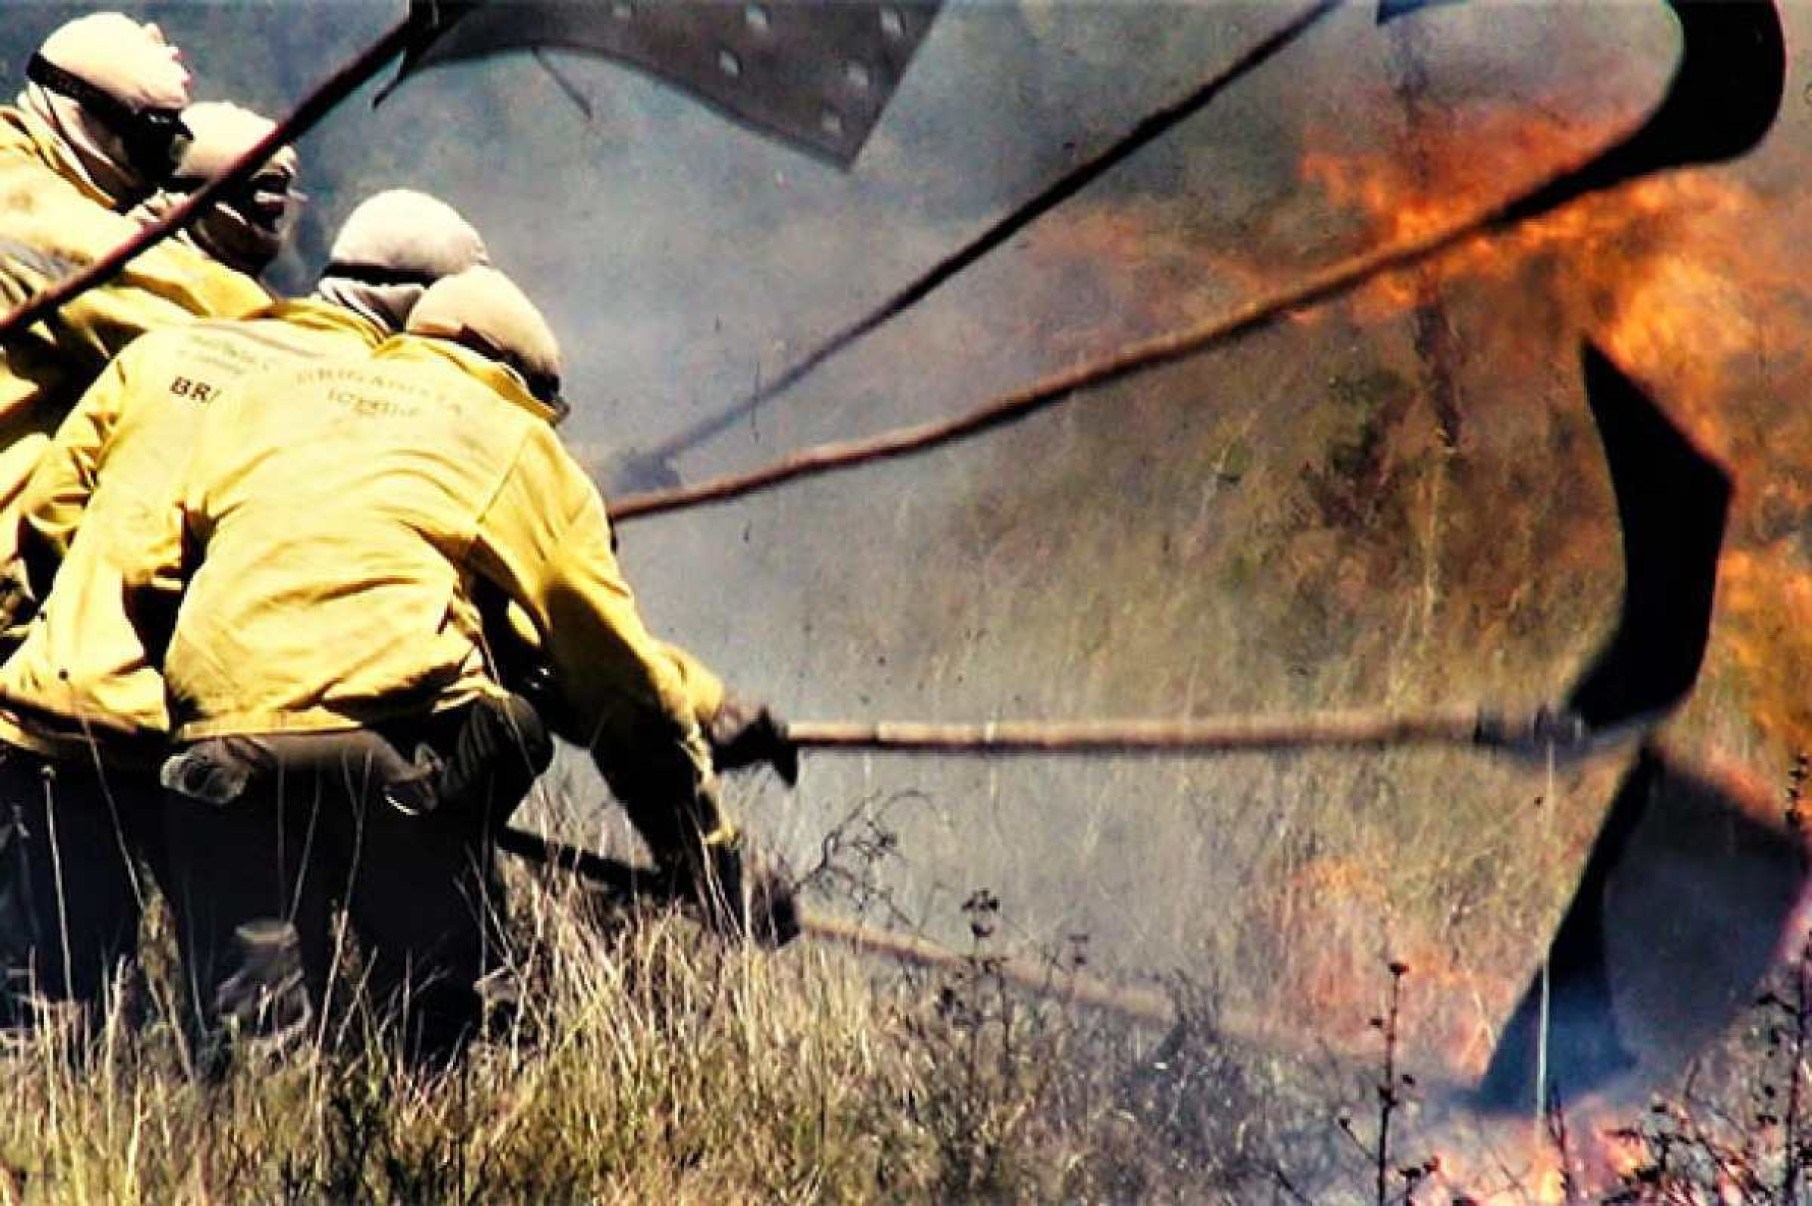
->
[57,256,265,364]
[484,544,724,726]
[16,340,134,573]
[473,430,695,742]
[0,250,167,375]
[118,377,222,650]
[472,428,729,860]
[660,640,727,727]
[0,238,265,374]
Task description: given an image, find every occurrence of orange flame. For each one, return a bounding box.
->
[1715,551,1812,754]
[1301,120,1765,419]
[1425,1098,1680,1203]
[1301,104,1812,758]
[1016,95,1812,1191]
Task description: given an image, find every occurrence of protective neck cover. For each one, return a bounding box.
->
[314,276,420,334]
[17,81,141,205]
[130,188,280,279]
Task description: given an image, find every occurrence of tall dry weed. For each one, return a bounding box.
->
[0,823,1331,1204]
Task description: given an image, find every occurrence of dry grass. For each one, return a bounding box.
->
[0,848,1357,1205]
[7,833,1809,1204]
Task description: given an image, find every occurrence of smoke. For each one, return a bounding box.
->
[5,0,1812,1106]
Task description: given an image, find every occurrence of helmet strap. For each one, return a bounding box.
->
[25,53,190,183]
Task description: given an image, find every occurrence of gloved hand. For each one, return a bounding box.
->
[0,566,38,639]
[707,698,799,786]
[684,834,802,949]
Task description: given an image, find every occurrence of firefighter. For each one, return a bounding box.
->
[146,266,797,1064]
[127,100,301,285]
[0,13,273,535]
[0,184,492,1033]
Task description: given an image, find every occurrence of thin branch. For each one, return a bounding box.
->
[784,709,1492,755]
[627,0,1345,476]
[608,166,1601,522]
[611,0,1785,523]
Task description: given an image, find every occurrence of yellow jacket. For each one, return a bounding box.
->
[0,299,389,761]
[141,336,721,822]
[488,597,724,730]
[0,106,271,583]
[664,641,727,728]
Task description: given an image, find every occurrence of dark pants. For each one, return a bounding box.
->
[0,744,164,1029]
[161,695,551,1066]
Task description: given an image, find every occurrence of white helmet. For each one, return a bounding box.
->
[408,266,565,419]
[316,189,489,332]
[22,13,193,198]
[139,101,301,277]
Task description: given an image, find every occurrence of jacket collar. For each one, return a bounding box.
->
[261,296,390,344]
[0,104,120,209]
[373,334,559,425]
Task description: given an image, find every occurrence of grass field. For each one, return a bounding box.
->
[4,817,1809,1205]
[0,847,1362,1204]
